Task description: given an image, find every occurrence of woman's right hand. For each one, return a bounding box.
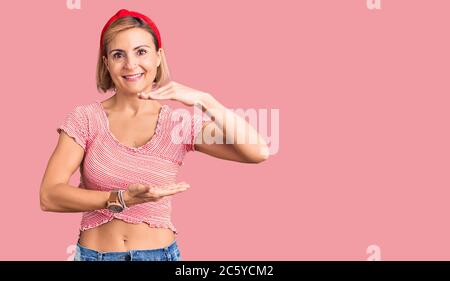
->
[123,182,190,207]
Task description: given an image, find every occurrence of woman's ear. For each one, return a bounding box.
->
[157,48,162,67]
[102,55,109,70]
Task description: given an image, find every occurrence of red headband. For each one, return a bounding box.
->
[100,9,162,51]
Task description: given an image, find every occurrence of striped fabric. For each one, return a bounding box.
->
[56,101,209,236]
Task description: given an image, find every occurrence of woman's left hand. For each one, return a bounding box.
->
[137,81,209,107]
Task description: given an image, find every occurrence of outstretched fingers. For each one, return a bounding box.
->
[145,182,190,199]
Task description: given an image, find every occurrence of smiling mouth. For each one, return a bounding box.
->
[122,73,144,81]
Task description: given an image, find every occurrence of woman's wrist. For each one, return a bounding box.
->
[196,92,215,109]
[123,190,134,207]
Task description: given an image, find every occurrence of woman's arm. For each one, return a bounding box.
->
[40,131,111,212]
[40,183,111,213]
[138,81,270,163]
[40,132,189,212]
[193,93,269,163]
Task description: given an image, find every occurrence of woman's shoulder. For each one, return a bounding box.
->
[67,101,100,117]
[78,101,100,110]
[61,102,102,132]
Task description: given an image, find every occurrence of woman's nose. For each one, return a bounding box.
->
[124,56,138,69]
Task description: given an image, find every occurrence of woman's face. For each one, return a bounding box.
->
[103,27,161,94]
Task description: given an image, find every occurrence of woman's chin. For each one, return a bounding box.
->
[116,79,155,94]
[123,84,152,94]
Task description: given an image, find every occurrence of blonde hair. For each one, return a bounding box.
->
[96,16,170,93]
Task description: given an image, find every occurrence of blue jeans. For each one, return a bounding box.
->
[74,239,182,261]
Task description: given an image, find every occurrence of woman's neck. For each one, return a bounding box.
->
[109,91,161,117]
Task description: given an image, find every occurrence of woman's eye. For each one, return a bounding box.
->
[113,53,123,59]
[137,49,147,56]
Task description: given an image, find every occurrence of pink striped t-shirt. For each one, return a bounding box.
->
[56,101,209,235]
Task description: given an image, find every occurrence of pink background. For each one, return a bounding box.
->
[1,0,449,260]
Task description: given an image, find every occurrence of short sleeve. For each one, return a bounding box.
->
[185,112,212,152]
[56,106,89,150]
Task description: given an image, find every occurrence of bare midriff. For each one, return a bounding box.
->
[78,219,176,252]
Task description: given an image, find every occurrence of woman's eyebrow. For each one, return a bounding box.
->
[109,45,151,54]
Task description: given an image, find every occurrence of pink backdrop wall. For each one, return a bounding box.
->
[1,0,449,260]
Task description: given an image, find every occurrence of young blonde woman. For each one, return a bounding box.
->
[40,9,269,261]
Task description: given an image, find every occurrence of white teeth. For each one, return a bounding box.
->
[124,73,143,79]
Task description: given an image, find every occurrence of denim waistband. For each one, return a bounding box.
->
[76,239,179,260]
